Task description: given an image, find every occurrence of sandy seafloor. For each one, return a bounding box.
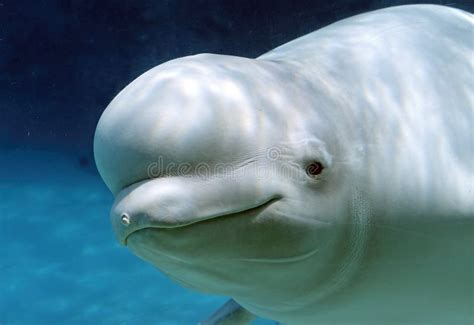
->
[0,149,276,324]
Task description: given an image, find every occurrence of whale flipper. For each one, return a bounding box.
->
[200,299,256,325]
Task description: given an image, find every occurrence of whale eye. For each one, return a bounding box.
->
[306,161,324,177]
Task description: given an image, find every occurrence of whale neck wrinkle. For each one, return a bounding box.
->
[237,185,372,319]
[307,185,372,306]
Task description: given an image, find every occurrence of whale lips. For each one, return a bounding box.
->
[122,197,279,245]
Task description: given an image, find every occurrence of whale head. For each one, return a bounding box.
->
[94,54,359,312]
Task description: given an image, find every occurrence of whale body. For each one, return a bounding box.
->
[94,5,474,324]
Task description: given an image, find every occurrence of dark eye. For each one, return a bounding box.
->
[306,161,324,177]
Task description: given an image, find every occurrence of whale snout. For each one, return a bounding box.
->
[112,197,279,246]
[111,213,171,246]
[110,176,281,246]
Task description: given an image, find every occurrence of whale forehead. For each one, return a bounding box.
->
[94,55,291,193]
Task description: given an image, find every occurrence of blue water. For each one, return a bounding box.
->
[0,149,274,324]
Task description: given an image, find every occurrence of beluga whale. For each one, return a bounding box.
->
[94,5,474,324]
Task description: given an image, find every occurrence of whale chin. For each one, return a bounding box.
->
[124,206,334,300]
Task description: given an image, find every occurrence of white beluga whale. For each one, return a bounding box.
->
[94,5,473,324]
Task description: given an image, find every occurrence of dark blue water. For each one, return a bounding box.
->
[1,1,472,324]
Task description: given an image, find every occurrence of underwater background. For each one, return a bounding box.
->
[1,1,472,324]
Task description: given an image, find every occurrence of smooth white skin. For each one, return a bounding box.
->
[94,5,474,324]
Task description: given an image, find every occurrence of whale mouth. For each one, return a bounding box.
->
[123,197,279,245]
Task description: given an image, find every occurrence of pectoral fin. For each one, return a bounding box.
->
[199,299,256,325]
